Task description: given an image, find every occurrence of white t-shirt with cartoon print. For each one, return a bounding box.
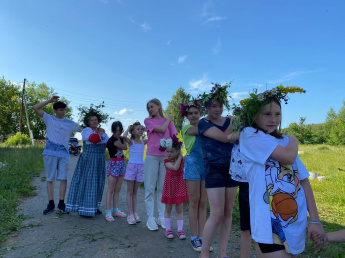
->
[240,127,309,255]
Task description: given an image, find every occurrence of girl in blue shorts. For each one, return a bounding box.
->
[181,99,207,252]
[123,122,147,225]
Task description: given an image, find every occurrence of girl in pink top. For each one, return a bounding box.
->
[144,98,177,231]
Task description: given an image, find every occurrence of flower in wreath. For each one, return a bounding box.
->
[180,97,202,117]
[198,82,232,110]
[231,85,306,132]
[159,134,183,151]
[78,102,113,126]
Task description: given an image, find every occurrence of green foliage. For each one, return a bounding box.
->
[0,77,21,135]
[77,102,112,126]
[3,132,31,146]
[0,146,44,244]
[283,117,316,144]
[164,87,190,133]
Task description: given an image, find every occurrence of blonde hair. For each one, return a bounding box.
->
[147,98,164,118]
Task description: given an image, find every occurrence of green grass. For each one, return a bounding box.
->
[298,144,345,257]
[0,145,44,244]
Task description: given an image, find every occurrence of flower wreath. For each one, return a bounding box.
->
[198,82,232,111]
[78,102,112,126]
[159,134,183,151]
[231,85,306,132]
[180,98,201,118]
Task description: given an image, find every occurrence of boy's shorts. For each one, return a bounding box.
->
[43,155,69,181]
[124,163,144,182]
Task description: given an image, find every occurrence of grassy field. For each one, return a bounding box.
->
[0,145,44,244]
[0,144,344,256]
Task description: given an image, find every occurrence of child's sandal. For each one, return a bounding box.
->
[105,214,115,222]
[127,216,136,225]
[178,230,186,240]
[165,229,174,239]
[134,214,141,223]
[113,210,127,218]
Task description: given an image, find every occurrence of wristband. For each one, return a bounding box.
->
[309,221,322,225]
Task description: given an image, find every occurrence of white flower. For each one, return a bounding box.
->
[160,138,166,148]
[166,139,173,148]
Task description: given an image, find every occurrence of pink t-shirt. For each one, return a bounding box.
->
[144,117,177,156]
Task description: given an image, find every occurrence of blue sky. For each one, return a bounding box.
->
[1,0,344,138]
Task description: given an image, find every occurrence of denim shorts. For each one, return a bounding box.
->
[183,155,205,181]
[43,155,69,181]
[238,182,250,231]
[205,164,239,188]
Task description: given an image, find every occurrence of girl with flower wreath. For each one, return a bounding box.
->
[230,86,325,256]
[197,82,239,258]
[66,103,110,217]
[160,135,189,240]
[144,98,177,231]
[180,99,207,252]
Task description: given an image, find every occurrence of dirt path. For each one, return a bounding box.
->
[1,155,255,258]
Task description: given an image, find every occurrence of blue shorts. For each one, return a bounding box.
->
[205,164,239,188]
[183,155,205,181]
[43,155,69,181]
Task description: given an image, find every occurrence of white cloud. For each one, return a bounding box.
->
[213,38,221,54]
[230,91,248,100]
[267,69,325,85]
[178,55,188,64]
[202,0,214,17]
[129,19,152,32]
[188,74,210,93]
[202,16,227,25]
[114,108,134,115]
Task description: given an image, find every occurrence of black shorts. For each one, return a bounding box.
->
[238,182,250,231]
[205,164,239,188]
[258,243,285,253]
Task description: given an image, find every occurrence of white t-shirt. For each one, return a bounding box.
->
[41,112,81,158]
[240,127,309,255]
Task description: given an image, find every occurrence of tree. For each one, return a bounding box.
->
[323,107,337,143]
[164,87,190,133]
[284,117,315,144]
[328,100,345,145]
[0,77,21,135]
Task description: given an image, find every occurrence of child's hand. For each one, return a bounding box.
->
[308,223,325,249]
[227,132,240,142]
[97,128,105,135]
[49,96,60,103]
[167,114,173,120]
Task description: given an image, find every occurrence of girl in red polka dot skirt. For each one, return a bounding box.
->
[160,134,189,240]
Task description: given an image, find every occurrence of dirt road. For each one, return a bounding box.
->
[1,155,254,258]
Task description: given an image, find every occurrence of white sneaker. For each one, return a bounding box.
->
[157,217,166,229]
[146,217,158,231]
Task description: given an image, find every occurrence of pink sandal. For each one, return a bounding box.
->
[127,215,136,225]
[134,214,141,223]
[178,230,186,240]
[165,229,174,239]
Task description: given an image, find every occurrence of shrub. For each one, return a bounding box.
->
[4,133,31,146]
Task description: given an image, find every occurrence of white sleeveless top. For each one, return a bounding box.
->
[128,140,145,164]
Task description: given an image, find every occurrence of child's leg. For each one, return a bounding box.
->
[106,176,117,210]
[59,180,67,200]
[198,180,207,238]
[112,176,125,209]
[240,230,251,258]
[47,181,54,200]
[126,180,135,217]
[186,180,201,237]
[254,242,295,258]
[218,187,237,257]
[164,204,172,230]
[132,181,141,216]
[239,182,252,258]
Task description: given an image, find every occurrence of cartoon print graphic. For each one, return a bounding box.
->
[263,158,301,252]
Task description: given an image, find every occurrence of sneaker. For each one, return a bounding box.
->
[146,217,158,231]
[190,238,202,252]
[156,217,166,229]
[57,203,69,214]
[199,238,214,252]
[43,203,55,215]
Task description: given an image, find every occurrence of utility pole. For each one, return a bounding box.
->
[19,78,26,132]
[24,94,35,146]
